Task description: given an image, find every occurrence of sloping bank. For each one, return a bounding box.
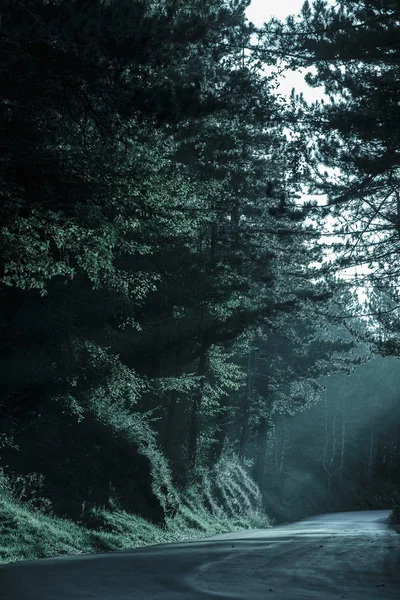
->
[0,450,271,565]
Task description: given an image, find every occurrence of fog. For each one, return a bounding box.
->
[261,355,400,523]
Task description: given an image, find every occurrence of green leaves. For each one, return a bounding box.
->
[0,0,342,495]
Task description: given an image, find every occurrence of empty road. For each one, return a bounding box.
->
[1,510,399,599]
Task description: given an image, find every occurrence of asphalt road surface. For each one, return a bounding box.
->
[1,510,399,599]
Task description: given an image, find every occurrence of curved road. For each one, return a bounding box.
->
[1,510,399,599]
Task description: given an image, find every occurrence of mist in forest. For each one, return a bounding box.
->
[262,355,400,523]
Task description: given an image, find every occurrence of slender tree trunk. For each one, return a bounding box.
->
[209,394,230,464]
[239,350,254,463]
[273,428,279,470]
[339,376,346,487]
[322,379,332,491]
[253,416,269,488]
[279,418,287,482]
[331,396,337,478]
[163,350,181,452]
[366,429,374,487]
[388,440,396,475]
[149,349,162,379]
[187,351,208,471]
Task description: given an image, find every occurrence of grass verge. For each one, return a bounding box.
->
[0,457,272,565]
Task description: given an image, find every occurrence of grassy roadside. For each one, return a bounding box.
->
[0,497,266,565]
[0,458,272,565]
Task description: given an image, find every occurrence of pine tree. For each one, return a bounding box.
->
[258,1,400,335]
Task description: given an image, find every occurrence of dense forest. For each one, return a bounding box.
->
[0,0,399,563]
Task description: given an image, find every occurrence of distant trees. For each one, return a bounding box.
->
[256,350,400,522]
[304,355,400,492]
[229,310,361,487]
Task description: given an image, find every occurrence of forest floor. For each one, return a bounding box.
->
[1,510,399,600]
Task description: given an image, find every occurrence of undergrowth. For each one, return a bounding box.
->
[0,456,271,565]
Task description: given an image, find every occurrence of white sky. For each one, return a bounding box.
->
[246,0,327,104]
[246,0,306,24]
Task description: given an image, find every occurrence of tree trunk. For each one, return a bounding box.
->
[238,349,254,463]
[209,394,230,464]
[187,351,208,471]
[163,350,181,452]
[339,376,346,487]
[366,429,374,487]
[279,419,287,482]
[322,379,333,491]
[253,416,269,487]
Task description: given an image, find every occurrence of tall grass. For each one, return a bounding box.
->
[0,455,271,565]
